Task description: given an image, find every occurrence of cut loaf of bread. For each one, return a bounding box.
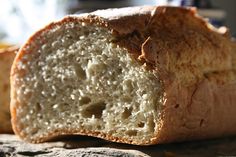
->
[11,6,236,145]
[0,46,17,133]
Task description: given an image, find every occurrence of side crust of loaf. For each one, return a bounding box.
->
[11,6,236,145]
[0,46,17,133]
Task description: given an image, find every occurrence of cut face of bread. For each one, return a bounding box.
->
[11,22,163,144]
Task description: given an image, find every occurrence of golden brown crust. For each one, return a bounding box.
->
[0,46,18,133]
[11,6,236,145]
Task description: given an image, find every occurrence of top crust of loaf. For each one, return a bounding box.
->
[11,6,236,145]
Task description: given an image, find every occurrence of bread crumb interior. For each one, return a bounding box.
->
[14,21,163,143]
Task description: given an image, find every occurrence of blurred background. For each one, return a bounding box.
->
[0,0,235,45]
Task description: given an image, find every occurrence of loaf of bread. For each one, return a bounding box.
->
[0,46,17,133]
[11,6,236,145]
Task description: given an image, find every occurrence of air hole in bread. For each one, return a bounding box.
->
[122,107,133,119]
[82,101,106,118]
[97,125,101,130]
[63,103,69,106]
[79,96,91,105]
[126,130,138,136]
[117,68,122,74]
[35,103,41,112]
[75,64,86,80]
[138,122,145,128]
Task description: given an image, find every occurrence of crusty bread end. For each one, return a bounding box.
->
[0,46,17,133]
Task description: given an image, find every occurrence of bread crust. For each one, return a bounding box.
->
[11,6,236,145]
[0,46,18,133]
